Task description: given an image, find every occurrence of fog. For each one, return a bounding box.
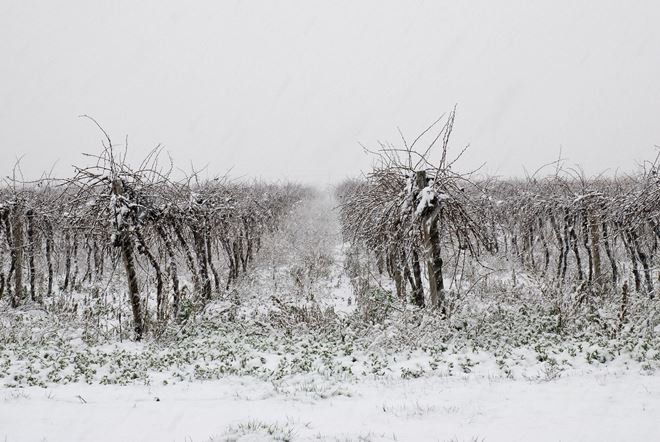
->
[1,0,659,183]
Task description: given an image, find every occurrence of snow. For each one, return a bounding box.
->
[415,186,450,216]
[415,186,437,216]
[2,192,659,441]
[324,243,357,314]
[1,372,658,441]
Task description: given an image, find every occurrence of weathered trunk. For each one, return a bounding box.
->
[581,215,593,283]
[12,208,23,307]
[549,214,564,281]
[120,232,143,340]
[0,210,5,300]
[601,221,617,284]
[376,251,385,275]
[232,241,241,279]
[410,249,425,307]
[63,230,72,291]
[238,237,247,273]
[112,179,143,340]
[588,208,602,284]
[630,229,654,296]
[568,215,583,281]
[423,214,445,310]
[390,249,405,299]
[527,224,537,272]
[561,218,570,280]
[93,239,104,280]
[173,220,201,292]
[25,209,37,302]
[4,211,15,302]
[243,218,255,263]
[71,233,79,290]
[135,226,165,320]
[538,218,550,278]
[617,281,629,333]
[192,227,212,299]
[622,229,641,292]
[220,238,235,289]
[490,218,499,253]
[155,224,180,319]
[44,219,54,296]
[82,237,93,284]
[511,233,521,264]
[403,260,413,299]
[205,226,220,294]
[649,219,660,254]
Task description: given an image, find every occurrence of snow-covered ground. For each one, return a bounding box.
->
[1,192,659,441]
[2,372,659,441]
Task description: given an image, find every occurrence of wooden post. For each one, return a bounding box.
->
[416,170,445,310]
[424,214,445,310]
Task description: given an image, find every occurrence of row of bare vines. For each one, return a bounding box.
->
[0,131,307,340]
[338,109,660,314]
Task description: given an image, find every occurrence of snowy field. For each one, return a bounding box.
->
[1,194,659,442]
[4,2,660,440]
[0,373,660,442]
[2,372,659,442]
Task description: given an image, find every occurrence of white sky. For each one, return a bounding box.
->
[1,0,659,183]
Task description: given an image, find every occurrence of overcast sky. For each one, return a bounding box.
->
[1,0,659,183]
